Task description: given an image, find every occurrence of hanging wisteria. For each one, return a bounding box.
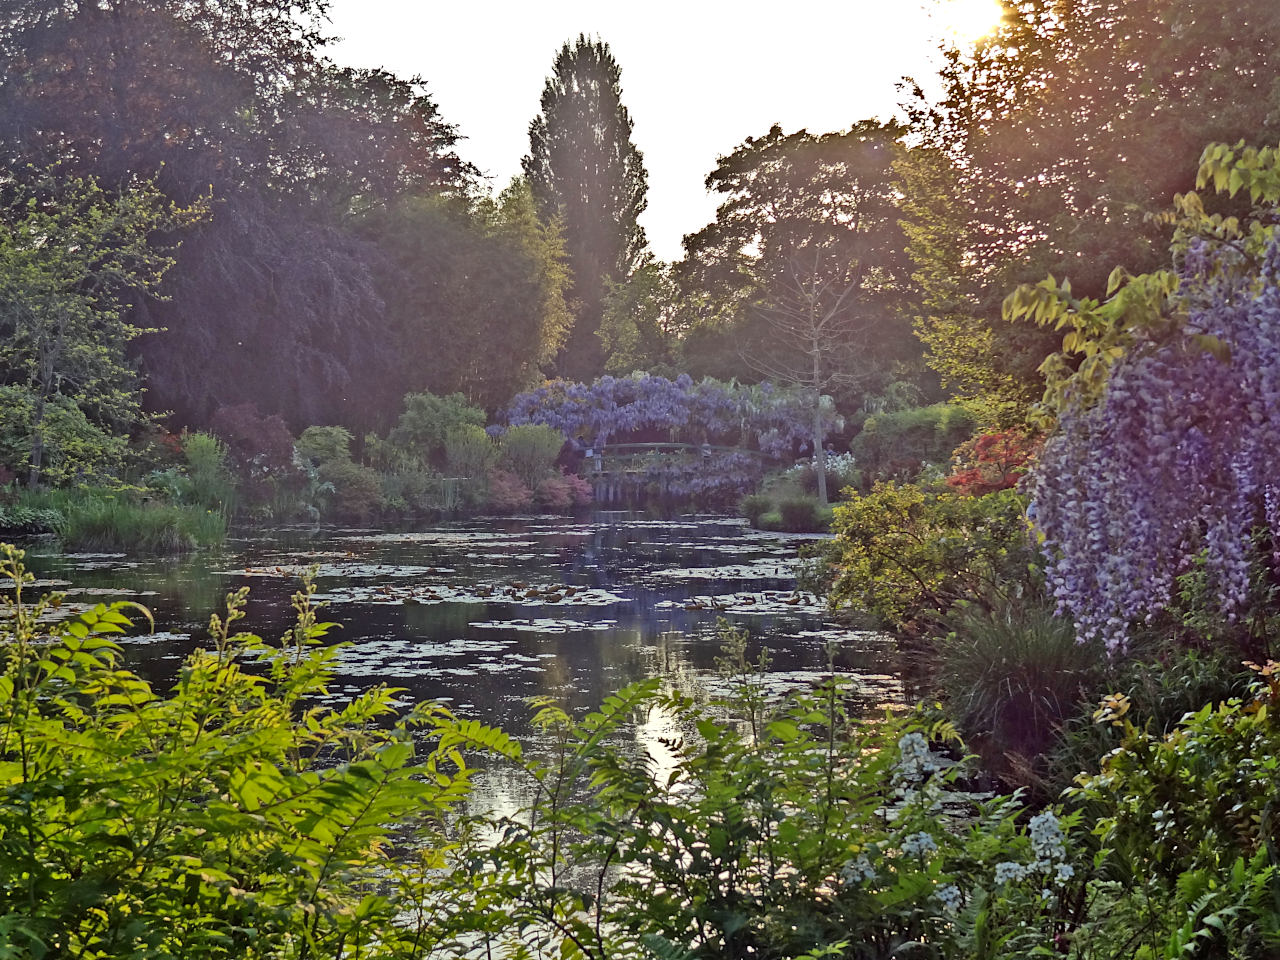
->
[1032,238,1280,651]
[504,373,833,458]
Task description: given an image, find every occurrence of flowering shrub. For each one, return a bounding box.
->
[484,468,533,514]
[504,374,832,457]
[532,470,590,512]
[1033,236,1280,650]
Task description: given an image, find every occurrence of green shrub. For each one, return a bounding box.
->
[0,385,128,486]
[1064,666,1280,953]
[0,504,61,535]
[380,468,454,515]
[2,547,1277,959]
[497,423,564,488]
[387,392,486,467]
[463,626,1096,960]
[296,424,354,466]
[850,402,976,483]
[182,431,237,514]
[740,492,771,526]
[316,458,382,523]
[1049,642,1255,790]
[758,509,784,531]
[777,493,824,532]
[444,424,498,480]
[821,482,1033,632]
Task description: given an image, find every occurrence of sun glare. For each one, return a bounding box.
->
[935,0,1005,43]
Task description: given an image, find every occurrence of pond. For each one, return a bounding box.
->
[18,511,901,813]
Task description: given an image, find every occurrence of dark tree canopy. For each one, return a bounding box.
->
[523,35,649,381]
[0,0,489,432]
[678,122,918,399]
[361,187,572,415]
[901,0,1280,419]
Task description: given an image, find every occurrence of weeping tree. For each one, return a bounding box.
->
[523,35,649,381]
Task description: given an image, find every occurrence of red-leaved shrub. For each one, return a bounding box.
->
[485,469,534,514]
[947,430,1041,497]
[563,470,593,507]
[534,472,574,512]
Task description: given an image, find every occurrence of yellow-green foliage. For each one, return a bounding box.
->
[444,424,498,480]
[850,403,976,483]
[497,423,563,487]
[823,483,1031,629]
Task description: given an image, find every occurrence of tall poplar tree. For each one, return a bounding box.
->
[523,35,648,381]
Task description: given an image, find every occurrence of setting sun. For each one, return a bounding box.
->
[935,0,1005,42]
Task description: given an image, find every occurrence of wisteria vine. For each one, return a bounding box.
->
[504,374,833,458]
[1033,238,1280,650]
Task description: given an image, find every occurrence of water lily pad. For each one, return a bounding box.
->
[655,590,823,616]
[471,618,619,634]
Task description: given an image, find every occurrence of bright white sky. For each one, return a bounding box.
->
[326,0,1001,261]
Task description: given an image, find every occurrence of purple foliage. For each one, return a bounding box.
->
[1033,239,1280,651]
[504,374,829,456]
[640,451,765,507]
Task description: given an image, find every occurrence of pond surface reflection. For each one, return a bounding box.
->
[24,512,902,812]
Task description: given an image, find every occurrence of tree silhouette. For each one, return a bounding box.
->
[524,35,648,381]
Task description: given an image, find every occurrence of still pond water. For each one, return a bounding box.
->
[22,512,901,813]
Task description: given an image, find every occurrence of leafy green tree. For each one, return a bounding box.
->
[901,0,1280,421]
[598,257,685,375]
[0,174,201,486]
[385,391,487,468]
[524,35,649,381]
[679,122,917,502]
[366,191,571,413]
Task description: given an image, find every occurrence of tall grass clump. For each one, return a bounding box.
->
[931,597,1103,785]
[55,497,226,553]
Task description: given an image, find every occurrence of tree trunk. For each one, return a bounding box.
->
[812,344,828,505]
[28,393,46,489]
[813,391,828,507]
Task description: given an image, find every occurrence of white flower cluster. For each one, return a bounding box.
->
[992,810,1076,894]
[901,832,939,858]
[784,452,858,486]
[934,883,962,913]
[839,854,877,884]
[893,732,940,786]
[994,860,1029,884]
[1028,811,1066,866]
